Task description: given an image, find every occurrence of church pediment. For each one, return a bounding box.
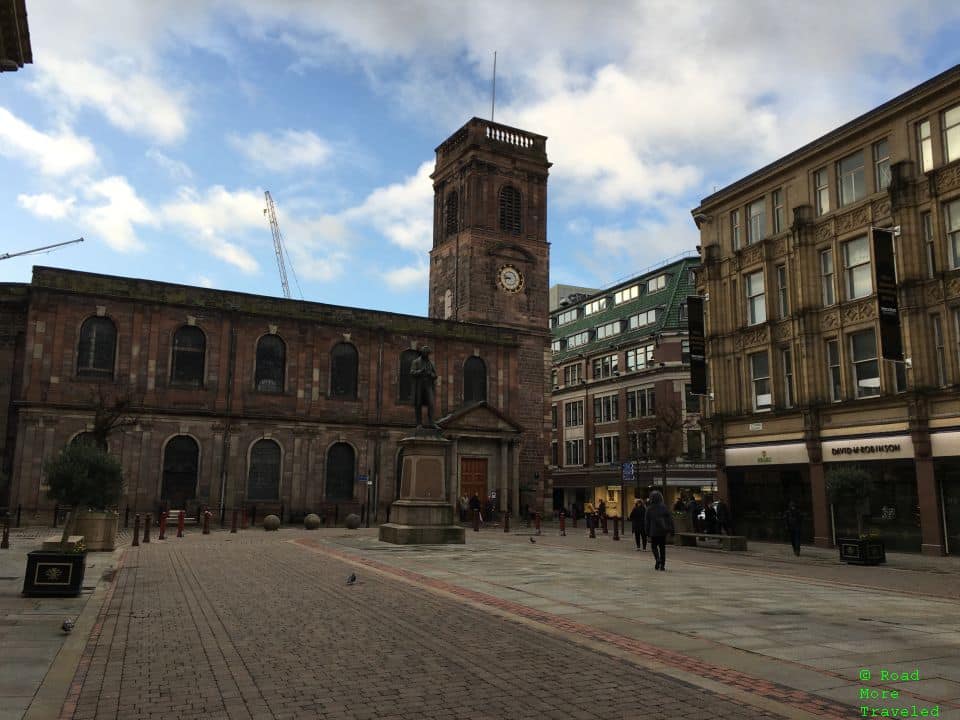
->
[438,401,522,434]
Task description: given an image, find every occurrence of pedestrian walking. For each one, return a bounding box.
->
[785,501,803,556]
[716,498,732,535]
[704,499,719,534]
[469,493,482,525]
[644,490,674,571]
[584,501,596,534]
[687,495,702,533]
[629,498,647,550]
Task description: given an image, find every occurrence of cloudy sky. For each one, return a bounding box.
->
[2,1,959,315]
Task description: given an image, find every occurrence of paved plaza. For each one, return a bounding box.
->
[2,524,960,719]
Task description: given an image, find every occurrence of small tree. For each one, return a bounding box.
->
[629,397,696,492]
[825,464,873,537]
[45,443,123,550]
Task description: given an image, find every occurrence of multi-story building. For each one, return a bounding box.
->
[692,64,960,555]
[548,255,713,517]
[1,117,552,524]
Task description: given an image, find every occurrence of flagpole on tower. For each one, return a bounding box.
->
[491,51,497,122]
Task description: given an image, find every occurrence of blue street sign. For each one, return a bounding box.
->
[621,462,634,482]
[358,474,369,484]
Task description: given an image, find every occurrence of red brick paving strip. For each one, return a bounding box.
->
[298,539,858,720]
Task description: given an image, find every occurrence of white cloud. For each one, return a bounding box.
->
[345,161,434,252]
[33,56,188,144]
[0,107,98,176]
[146,149,193,181]
[17,193,76,220]
[80,176,154,252]
[382,262,429,292]
[228,130,333,173]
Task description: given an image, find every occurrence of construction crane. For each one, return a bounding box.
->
[0,237,84,261]
[263,191,302,300]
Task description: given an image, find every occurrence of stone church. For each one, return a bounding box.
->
[0,118,552,524]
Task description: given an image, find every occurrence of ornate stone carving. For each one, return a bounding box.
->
[841,299,876,323]
[734,326,768,349]
[740,243,763,267]
[946,277,960,299]
[836,205,870,234]
[871,197,891,221]
[815,220,834,244]
[935,164,960,194]
[772,321,793,341]
[917,178,931,203]
[822,310,840,329]
[774,237,788,257]
[927,284,944,303]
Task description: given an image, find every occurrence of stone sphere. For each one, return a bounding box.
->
[263,514,281,531]
[344,513,361,530]
[304,513,321,530]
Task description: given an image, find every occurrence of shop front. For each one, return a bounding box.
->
[931,431,960,555]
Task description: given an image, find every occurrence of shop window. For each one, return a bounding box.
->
[464,356,487,403]
[330,342,358,399]
[77,316,117,378]
[255,334,285,392]
[171,325,205,387]
[247,439,281,500]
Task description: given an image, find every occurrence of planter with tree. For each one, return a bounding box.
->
[825,464,886,565]
[23,442,123,597]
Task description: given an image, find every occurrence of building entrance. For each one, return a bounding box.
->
[460,457,488,503]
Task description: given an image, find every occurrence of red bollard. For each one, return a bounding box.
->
[559,511,566,536]
[613,516,620,541]
[241,507,249,530]
[202,510,211,535]
[176,510,185,538]
[143,514,151,543]
[132,513,140,546]
[534,512,541,535]
[472,509,480,532]
[158,511,167,540]
[231,509,238,533]
[601,514,609,534]
[573,511,578,529]
[589,515,596,539]
[503,513,510,533]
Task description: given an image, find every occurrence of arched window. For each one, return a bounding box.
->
[325,442,355,500]
[499,185,521,234]
[255,335,285,392]
[170,326,205,387]
[162,435,199,508]
[330,342,358,399]
[464,356,487,403]
[71,431,107,451]
[398,349,419,404]
[77,316,117,378]
[248,439,281,500]
[444,190,459,236]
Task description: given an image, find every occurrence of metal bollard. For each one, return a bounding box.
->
[202,510,211,534]
[589,515,596,539]
[241,506,249,530]
[177,510,185,538]
[602,514,609,534]
[1,519,9,549]
[158,511,168,540]
[472,509,480,532]
[124,505,130,528]
[143,514,151,543]
[559,511,566,536]
[231,509,238,533]
[534,512,541,535]
[613,516,620,541]
[251,505,257,526]
[53,504,59,528]
[132,513,141,547]
[16,504,22,528]
[503,513,510,533]
[573,511,578,529]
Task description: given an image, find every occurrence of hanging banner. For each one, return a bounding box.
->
[873,227,903,362]
[687,295,707,395]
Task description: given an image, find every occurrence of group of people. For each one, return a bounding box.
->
[672,493,733,535]
[459,493,497,524]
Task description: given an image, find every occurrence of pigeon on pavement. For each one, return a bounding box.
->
[62,618,75,633]
[346,573,357,585]
[529,537,536,543]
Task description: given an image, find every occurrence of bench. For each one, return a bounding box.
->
[674,532,747,551]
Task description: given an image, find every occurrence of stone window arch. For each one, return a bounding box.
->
[170,325,206,387]
[77,316,117,378]
[325,442,355,500]
[444,190,459,236]
[464,356,487,403]
[255,334,285,392]
[71,431,107,451]
[330,342,358,399]
[499,185,521,234]
[398,349,418,404]
[162,435,199,508]
[248,439,281,500]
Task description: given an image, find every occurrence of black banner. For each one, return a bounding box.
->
[873,227,903,362]
[687,295,708,395]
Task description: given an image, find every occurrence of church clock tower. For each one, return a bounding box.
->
[428,118,550,330]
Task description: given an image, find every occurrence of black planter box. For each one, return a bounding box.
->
[837,538,886,565]
[22,550,87,597]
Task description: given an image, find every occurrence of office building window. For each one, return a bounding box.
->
[820,248,836,306]
[584,298,608,316]
[746,270,766,325]
[647,275,668,293]
[918,119,933,172]
[551,405,557,430]
[873,139,891,191]
[945,104,960,164]
[554,308,578,326]
[947,199,960,269]
[749,352,771,411]
[686,430,704,459]
[837,151,865,207]
[629,431,655,459]
[593,395,619,424]
[551,339,562,353]
[923,212,936,278]
[564,400,584,427]
[815,168,830,216]
[933,314,947,387]
[625,344,655,372]
[563,363,583,385]
[592,354,619,379]
[626,386,655,418]
[782,347,794,408]
[614,285,639,304]
[594,435,619,464]
[843,236,872,300]
[776,264,788,319]
[772,189,785,234]
[551,441,558,466]
[731,209,741,250]
[895,360,908,394]
[827,339,842,402]
[684,383,700,414]
[850,329,880,398]
[565,439,584,466]
[567,331,590,349]
[629,309,659,329]
[748,198,766,245]
[681,339,690,363]
[596,320,621,340]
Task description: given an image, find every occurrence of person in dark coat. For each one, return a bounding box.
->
[469,493,481,524]
[644,490,674,571]
[673,496,686,513]
[704,499,719,534]
[687,496,702,532]
[628,499,647,550]
[785,501,803,556]
[716,498,732,535]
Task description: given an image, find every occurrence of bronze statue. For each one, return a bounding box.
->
[410,345,439,429]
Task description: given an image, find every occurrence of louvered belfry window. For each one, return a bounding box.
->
[499,185,521,234]
[444,191,459,236]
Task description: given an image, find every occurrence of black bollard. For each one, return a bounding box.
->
[1,519,9,549]
[124,505,130,529]
[53,504,59,528]
[132,513,141,547]
[251,505,257,526]
[143,514,151,543]
[16,504,21,528]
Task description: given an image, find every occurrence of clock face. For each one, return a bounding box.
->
[498,265,524,293]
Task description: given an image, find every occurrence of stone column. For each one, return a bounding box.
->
[716,466,729,504]
[916,455,945,555]
[499,440,508,513]
[809,461,832,548]
[511,439,520,518]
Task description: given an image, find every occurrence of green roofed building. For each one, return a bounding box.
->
[548,253,714,519]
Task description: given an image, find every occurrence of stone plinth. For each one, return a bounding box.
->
[379,434,465,545]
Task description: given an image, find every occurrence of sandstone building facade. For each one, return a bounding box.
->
[0,118,551,524]
[692,64,960,554]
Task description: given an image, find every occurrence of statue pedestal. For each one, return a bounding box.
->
[379,434,465,545]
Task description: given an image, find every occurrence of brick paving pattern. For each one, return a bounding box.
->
[66,535,790,720]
